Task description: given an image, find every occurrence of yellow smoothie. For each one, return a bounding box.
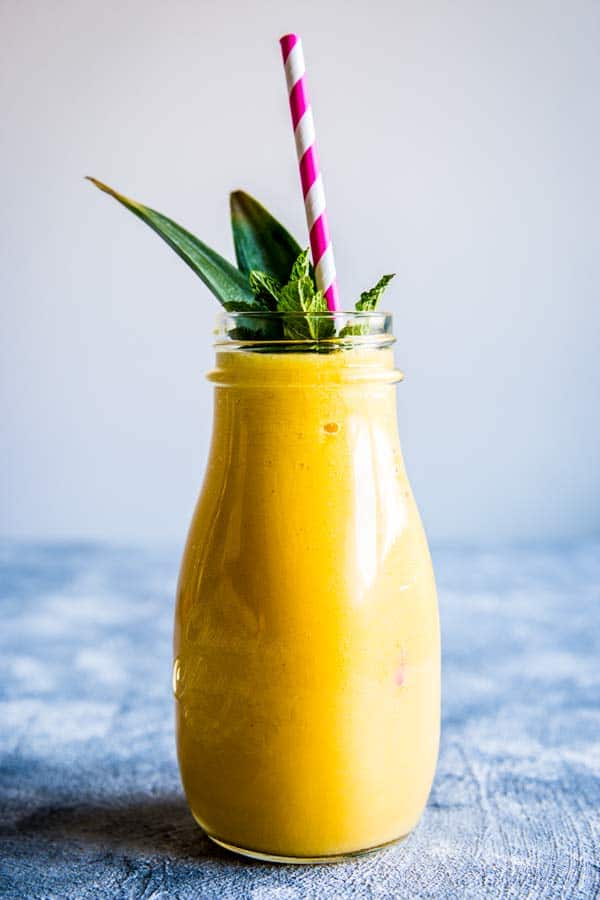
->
[174,343,440,860]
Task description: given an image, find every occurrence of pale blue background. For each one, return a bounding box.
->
[1,0,599,544]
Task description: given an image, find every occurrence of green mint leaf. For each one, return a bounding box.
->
[307,289,335,341]
[307,289,327,313]
[355,273,395,311]
[249,270,281,310]
[290,248,311,281]
[277,275,315,314]
[227,317,284,341]
[278,276,334,341]
[338,323,369,338]
[221,299,274,313]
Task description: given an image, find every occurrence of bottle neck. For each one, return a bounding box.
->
[208,346,403,389]
[205,346,404,487]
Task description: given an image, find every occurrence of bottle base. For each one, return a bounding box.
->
[207,831,410,865]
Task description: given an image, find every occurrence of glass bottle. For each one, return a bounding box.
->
[174,312,440,863]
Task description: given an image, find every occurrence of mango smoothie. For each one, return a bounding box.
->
[174,342,440,861]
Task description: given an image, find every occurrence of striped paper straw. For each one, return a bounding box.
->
[280,33,341,312]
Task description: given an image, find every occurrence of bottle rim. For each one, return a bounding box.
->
[214,311,394,349]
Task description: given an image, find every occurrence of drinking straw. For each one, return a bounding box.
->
[280,34,341,312]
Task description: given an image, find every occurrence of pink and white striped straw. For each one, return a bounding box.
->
[279,33,341,312]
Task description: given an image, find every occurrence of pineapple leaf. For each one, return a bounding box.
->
[230,190,303,284]
[87,177,263,310]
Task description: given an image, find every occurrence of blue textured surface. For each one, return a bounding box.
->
[1,541,599,899]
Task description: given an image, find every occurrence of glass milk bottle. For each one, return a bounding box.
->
[174,312,440,862]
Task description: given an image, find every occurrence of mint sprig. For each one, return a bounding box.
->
[249,249,334,341]
[248,271,281,309]
[279,279,333,342]
[288,247,310,281]
[356,274,395,311]
[249,254,395,342]
[340,273,396,338]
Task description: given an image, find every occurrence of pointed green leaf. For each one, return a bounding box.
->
[230,191,303,284]
[338,322,369,338]
[306,289,335,341]
[278,276,334,342]
[278,275,314,314]
[355,273,395,311]
[87,177,264,311]
[248,270,281,309]
[290,248,310,281]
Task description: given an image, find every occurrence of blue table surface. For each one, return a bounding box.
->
[0,541,599,899]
